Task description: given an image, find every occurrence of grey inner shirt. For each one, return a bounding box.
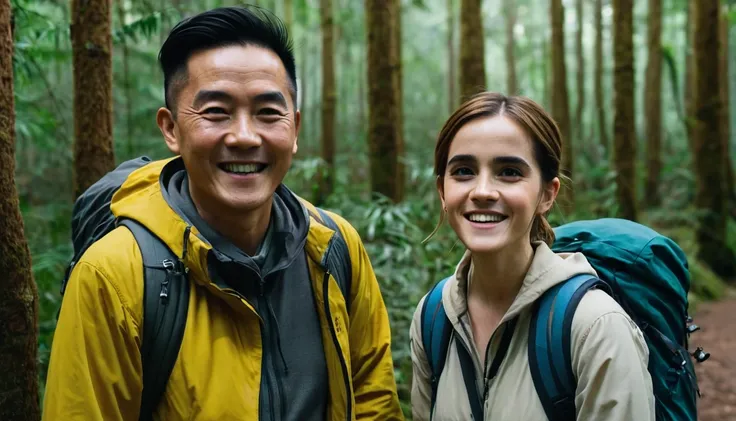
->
[161,165,329,421]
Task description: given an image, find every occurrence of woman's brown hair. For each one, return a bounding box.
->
[426,92,565,246]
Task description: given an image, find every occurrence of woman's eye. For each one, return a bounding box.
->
[499,167,522,178]
[451,167,474,177]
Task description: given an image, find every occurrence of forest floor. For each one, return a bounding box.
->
[694,287,736,421]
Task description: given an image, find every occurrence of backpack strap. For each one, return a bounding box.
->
[419,277,453,420]
[528,274,609,421]
[118,219,190,421]
[308,207,352,309]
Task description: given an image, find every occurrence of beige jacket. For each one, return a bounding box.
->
[410,242,655,421]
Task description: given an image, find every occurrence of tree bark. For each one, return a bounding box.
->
[575,0,584,152]
[644,0,662,207]
[0,0,41,418]
[594,0,608,154]
[392,0,405,201]
[459,0,486,99]
[116,0,133,158]
[366,0,401,201]
[550,0,573,205]
[720,7,735,207]
[612,0,637,221]
[692,0,736,278]
[317,0,335,204]
[504,0,517,95]
[71,0,115,199]
[447,0,457,113]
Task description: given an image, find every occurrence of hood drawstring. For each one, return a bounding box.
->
[266,299,290,375]
[181,226,191,265]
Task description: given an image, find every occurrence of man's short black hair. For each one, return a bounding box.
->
[158,6,297,113]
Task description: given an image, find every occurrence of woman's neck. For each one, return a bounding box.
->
[467,240,535,312]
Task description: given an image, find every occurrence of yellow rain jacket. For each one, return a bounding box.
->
[43,158,404,421]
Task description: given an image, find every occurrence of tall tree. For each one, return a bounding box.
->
[284,0,293,34]
[459,0,486,99]
[0,0,41,418]
[685,0,695,150]
[116,0,133,157]
[366,0,402,201]
[504,0,518,95]
[447,0,457,112]
[692,0,736,277]
[644,0,663,207]
[612,0,637,221]
[550,0,573,205]
[594,0,608,153]
[392,0,405,200]
[574,0,584,149]
[317,0,336,204]
[71,0,115,199]
[720,7,735,207]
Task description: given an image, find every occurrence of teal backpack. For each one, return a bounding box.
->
[420,218,706,421]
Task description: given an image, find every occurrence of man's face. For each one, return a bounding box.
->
[157,44,300,217]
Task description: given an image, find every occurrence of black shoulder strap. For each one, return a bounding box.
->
[455,336,484,421]
[311,208,352,310]
[118,219,190,421]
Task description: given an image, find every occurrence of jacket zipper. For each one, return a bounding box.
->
[258,279,282,421]
[321,247,352,421]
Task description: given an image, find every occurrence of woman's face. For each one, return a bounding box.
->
[438,116,559,255]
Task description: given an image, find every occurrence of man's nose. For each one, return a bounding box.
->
[225,113,261,148]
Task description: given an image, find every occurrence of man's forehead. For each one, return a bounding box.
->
[186,44,288,80]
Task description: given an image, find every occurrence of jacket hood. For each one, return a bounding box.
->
[443,241,598,326]
[110,157,310,285]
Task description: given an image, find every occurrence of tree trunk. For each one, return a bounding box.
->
[574,0,584,152]
[0,0,41,418]
[284,0,293,34]
[317,0,335,204]
[685,0,695,151]
[392,0,405,201]
[594,0,608,154]
[504,0,517,95]
[692,0,736,278]
[116,0,133,158]
[366,0,401,201]
[550,0,573,205]
[71,0,115,199]
[612,0,637,221]
[447,0,457,113]
[644,0,662,207]
[720,8,735,207]
[459,0,486,99]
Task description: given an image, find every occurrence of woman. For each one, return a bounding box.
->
[410,92,654,420]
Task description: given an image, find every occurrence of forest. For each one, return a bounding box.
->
[1,0,735,419]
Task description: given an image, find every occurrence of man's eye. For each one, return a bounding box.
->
[203,107,227,115]
[260,108,282,115]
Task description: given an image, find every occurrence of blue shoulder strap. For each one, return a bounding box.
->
[528,274,610,421]
[420,277,453,419]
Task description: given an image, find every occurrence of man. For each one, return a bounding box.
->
[43,6,403,421]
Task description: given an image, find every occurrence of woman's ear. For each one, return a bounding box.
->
[436,175,446,210]
[538,177,561,214]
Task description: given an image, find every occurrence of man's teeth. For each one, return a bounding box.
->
[468,213,505,223]
[222,163,262,174]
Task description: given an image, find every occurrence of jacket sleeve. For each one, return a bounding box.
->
[572,290,656,421]
[409,296,432,421]
[42,260,143,421]
[339,220,405,421]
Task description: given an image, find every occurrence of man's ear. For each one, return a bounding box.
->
[157,107,180,155]
[538,177,561,214]
[292,109,301,154]
[436,175,446,210]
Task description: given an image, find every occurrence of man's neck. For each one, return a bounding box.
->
[190,193,273,256]
[467,240,534,312]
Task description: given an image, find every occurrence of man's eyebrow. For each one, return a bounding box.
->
[447,154,476,166]
[253,91,288,109]
[192,90,232,109]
